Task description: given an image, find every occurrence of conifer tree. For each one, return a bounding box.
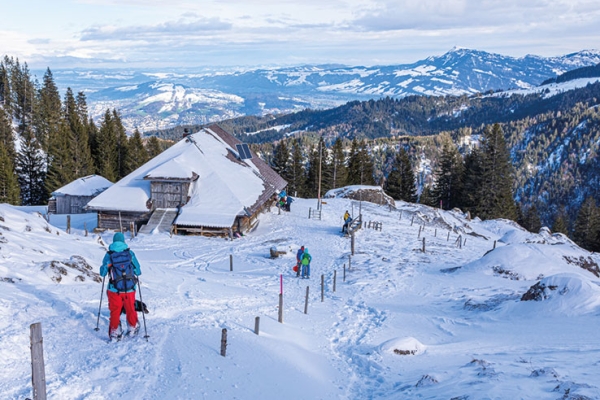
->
[45,120,75,194]
[16,127,46,205]
[9,59,36,136]
[0,139,20,204]
[146,136,163,159]
[0,62,10,109]
[431,141,464,210]
[305,145,320,197]
[112,110,129,179]
[64,88,94,177]
[551,208,569,235]
[0,106,16,162]
[462,148,483,215]
[573,196,600,251]
[35,68,62,155]
[419,184,436,207]
[126,129,148,174]
[346,139,375,186]
[95,109,118,182]
[329,138,347,189]
[521,204,542,233]
[475,124,517,220]
[271,140,289,178]
[287,139,306,197]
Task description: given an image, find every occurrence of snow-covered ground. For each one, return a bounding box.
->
[1,196,600,400]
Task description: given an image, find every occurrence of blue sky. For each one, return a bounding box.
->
[2,0,599,69]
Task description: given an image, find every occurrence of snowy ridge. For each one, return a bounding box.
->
[1,194,600,399]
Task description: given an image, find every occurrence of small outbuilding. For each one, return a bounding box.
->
[48,175,113,214]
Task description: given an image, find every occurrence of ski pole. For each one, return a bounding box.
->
[94,275,106,331]
[136,277,149,341]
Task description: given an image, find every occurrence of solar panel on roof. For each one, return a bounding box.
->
[236,143,253,160]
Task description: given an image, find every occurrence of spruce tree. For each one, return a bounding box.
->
[95,109,118,182]
[0,139,20,204]
[146,136,163,159]
[64,88,94,177]
[462,148,483,215]
[476,124,517,220]
[112,110,129,179]
[573,196,600,251]
[287,139,306,197]
[346,139,374,186]
[126,129,149,174]
[45,120,75,194]
[35,68,62,155]
[271,140,289,178]
[398,149,417,203]
[329,138,347,189]
[431,141,464,210]
[419,184,436,207]
[551,208,569,235]
[305,145,320,197]
[16,127,46,205]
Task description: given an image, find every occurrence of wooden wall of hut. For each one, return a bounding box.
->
[55,195,94,214]
[97,211,150,232]
[150,181,191,209]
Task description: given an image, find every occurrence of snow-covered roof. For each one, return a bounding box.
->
[52,175,113,197]
[86,125,287,228]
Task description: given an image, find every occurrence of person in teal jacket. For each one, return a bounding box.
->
[300,248,312,278]
[100,232,142,340]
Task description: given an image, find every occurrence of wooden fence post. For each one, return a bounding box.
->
[348,255,351,271]
[343,264,346,282]
[418,225,422,238]
[220,328,227,357]
[333,270,337,292]
[118,211,123,232]
[66,215,71,234]
[493,240,496,250]
[30,322,47,400]
[434,228,437,237]
[351,233,355,255]
[308,207,311,219]
[422,237,426,253]
[230,254,233,272]
[411,215,414,226]
[130,222,135,239]
[254,317,260,335]
[304,286,309,314]
[447,231,450,241]
[278,293,283,323]
[84,222,88,237]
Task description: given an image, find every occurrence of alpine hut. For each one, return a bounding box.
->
[85,125,287,236]
[48,174,112,214]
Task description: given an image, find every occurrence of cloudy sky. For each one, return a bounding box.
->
[2,0,599,69]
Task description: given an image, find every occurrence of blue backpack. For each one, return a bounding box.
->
[109,249,136,292]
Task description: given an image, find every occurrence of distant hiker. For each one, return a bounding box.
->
[343,210,350,221]
[300,248,312,278]
[296,246,305,277]
[285,196,294,211]
[100,232,142,341]
[342,212,352,234]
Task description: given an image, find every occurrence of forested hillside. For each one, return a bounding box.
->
[0,56,173,207]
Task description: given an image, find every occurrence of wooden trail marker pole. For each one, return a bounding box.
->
[220,328,227,357]
[333,270,337,293]
[30,322,47,400]
[254,317,260,335]
[278,274,283,323]
[304,286,309,314]
[321,274,325,302]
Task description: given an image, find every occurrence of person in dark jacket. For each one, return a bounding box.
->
[296,246,305,277]
[100,232,142,340]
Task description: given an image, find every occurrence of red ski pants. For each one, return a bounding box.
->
[107,291,138,333]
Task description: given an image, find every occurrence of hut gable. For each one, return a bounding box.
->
[86,125,287,235]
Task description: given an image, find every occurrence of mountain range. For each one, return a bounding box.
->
[41,48,600,133]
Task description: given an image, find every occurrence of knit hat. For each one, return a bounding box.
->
[113,232,125,243]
